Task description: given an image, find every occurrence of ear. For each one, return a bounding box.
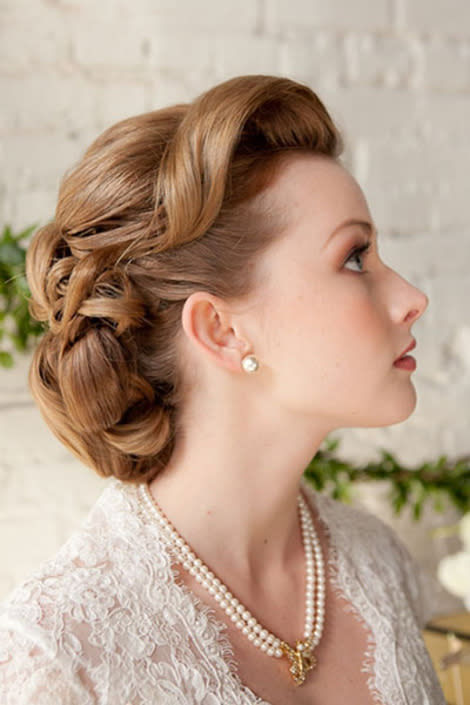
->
[181,292,249,373]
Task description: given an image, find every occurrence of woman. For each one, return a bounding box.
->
[0,75,445,704]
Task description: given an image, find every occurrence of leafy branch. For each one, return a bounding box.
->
[304,437,470,519]
[0,224,45,367]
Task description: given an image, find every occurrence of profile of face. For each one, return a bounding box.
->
[242,153,428,432]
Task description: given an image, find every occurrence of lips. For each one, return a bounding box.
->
[395,339,416,362]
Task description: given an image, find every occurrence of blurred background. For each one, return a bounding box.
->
[0,0,469,615]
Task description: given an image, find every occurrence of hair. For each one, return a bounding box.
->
[26,74,343,484]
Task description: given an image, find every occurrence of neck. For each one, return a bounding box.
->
[148,402,329,585]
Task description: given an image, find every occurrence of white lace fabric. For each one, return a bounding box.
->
[0,477,446,705]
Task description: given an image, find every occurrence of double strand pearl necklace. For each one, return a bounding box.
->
[137,483,326,686]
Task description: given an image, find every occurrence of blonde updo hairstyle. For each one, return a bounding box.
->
[26,75,343,484]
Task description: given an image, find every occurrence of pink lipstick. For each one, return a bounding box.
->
[394,340,417,371]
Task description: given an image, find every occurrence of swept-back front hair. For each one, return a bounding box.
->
[26,74,343,484]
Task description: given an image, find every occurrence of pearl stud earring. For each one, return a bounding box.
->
[241,353,259,373]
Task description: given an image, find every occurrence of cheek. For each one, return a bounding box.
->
[312,289,388,366]
[260,279,390,401]
[309,297,391,402]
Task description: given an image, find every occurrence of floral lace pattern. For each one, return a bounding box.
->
[0,478,445,704]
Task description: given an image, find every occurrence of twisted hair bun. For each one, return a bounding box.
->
[26,75,342,484]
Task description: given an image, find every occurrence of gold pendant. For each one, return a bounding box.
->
[279,639,317,686]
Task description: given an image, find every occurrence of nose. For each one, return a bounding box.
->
[386,267,428,326]
[403,287,428,324]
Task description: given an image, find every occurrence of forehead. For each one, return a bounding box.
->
[269,153,371,234]
[252,154,373,286]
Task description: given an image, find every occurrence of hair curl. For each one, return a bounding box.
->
[26,74,343,484]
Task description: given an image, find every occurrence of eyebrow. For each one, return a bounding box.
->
[323,218,374,247]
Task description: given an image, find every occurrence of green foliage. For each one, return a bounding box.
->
[0,224,44,366]
[303,438,470,519]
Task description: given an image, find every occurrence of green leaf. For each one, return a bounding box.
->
[0,224,44,366]
[0,350,14,367]
[0,242,24,267]
[412,500,423,521]
[324,436,340,453]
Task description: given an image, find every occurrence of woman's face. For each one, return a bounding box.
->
[250,153,428,430]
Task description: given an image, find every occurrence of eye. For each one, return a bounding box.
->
[343,242,371,272]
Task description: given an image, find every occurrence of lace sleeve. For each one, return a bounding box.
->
[0,626,93,705]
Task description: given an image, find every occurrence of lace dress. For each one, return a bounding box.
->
[0,477,446,705]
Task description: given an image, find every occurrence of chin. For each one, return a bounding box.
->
[377,386,418,427]
[351,384,418,428]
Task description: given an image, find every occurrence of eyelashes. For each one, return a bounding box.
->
[343,241,371,272]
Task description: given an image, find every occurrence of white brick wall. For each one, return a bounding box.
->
[265,0,390,32]
[401,0,470,36]
[1,0,469,614]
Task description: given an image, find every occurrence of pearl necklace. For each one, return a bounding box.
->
[137,483,326,686]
